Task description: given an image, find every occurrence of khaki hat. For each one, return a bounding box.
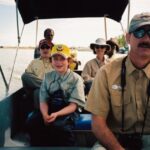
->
[51,44,71,58]
[129,12,150,33]
[106,38,119,52]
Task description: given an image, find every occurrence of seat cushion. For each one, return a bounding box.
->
[74,114,91,130]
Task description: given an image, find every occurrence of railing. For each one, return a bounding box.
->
[0,65,9,93]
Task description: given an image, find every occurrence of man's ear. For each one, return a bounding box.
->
[126,33,131,44]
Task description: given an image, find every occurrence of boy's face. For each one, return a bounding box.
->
[40,44,50,58]
[51,55,69,74]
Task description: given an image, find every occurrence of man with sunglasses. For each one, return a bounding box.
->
[81,38,110,95]
[22,39,53,110]
[85,12,150,150]
[34,28,54,58]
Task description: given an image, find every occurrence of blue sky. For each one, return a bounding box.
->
[0,0,150,47]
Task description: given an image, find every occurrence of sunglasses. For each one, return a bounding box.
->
[95,45,106,49]
[40,45,50,49]
[132,28,150,39]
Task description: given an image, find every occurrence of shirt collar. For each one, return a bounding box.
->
[126,56,150,79]
[96,56,108,64]
[126,56,136,75]
[143,63,150,79]
[56,69,71,81]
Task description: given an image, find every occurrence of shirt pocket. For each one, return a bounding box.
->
[110,89,131,124]
[110,89,131,106]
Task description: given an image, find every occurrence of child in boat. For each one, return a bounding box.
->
[27,44,85,146]
[21,39,53,109]
[69,48,81,71]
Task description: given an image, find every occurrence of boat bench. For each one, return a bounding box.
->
[27,112,92,131]
[26,112,95,147]
[74,114,91,130]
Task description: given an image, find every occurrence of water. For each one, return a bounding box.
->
[0,48,95,100]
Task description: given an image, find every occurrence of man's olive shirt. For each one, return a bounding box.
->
[86,56,150,134]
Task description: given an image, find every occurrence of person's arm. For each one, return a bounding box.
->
[40,101,50,124]
[81,62,94,81]
[92,115,125,150]
[25,60,34,73]
[46,102,77,123]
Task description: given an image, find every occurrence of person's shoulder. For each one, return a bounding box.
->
[88,58,96,62]
[100,56,126,72]
[30,58,42,63]
[85,58,96,65]
[45,70,55,76]
[70,70,83,81]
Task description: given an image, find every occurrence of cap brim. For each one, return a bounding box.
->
[51,53,68,59]
[129,22,150,32]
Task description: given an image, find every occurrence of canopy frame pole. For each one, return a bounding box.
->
[0,65,9,94]
[35,17,39,47]
[127,0,131,31]
[16,0,20,45]
[104,14,108,41]
[8,0,25,91]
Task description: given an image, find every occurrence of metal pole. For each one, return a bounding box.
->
[0,65,9,92]
[104,14,108,41]
[127,0,130,31]
[16,0,20,45]
[35,17,39,47]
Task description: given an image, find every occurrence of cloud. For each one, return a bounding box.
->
[0,0,15,5]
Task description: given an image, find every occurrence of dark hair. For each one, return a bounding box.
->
[44,28,54,38]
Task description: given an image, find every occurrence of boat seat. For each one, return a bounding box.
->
[73,114,91,130]
[26,111,92,131]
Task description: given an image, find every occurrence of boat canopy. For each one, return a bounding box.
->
[15,0,128,24]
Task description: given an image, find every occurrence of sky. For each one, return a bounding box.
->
[0,0,149,47]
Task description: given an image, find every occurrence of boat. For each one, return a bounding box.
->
[0,0,128,149]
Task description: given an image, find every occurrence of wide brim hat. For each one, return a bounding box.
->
[106,39,119,52]
[90,38,110,51]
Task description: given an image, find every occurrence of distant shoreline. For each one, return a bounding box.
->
[0,46,91,51]
[0,46,35,49]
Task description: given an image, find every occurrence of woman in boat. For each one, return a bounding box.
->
[27,44,85,146]
[81,38,110,95]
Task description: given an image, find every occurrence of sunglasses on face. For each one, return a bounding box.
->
[95,45,106,49]
[40,45,50,49]
[132,28,150,39]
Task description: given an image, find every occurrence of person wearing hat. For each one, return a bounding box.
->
[85,12,150,150]
[106,38,119,59]
[69,48,81,71]
[21,39,53,109]
[34,28,54,58]
[81,38,110,95]
[27,44,85,146]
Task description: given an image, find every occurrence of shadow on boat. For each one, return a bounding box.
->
[0,80,96,148]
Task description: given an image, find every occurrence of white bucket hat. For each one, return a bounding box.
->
[90,38,110,53]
